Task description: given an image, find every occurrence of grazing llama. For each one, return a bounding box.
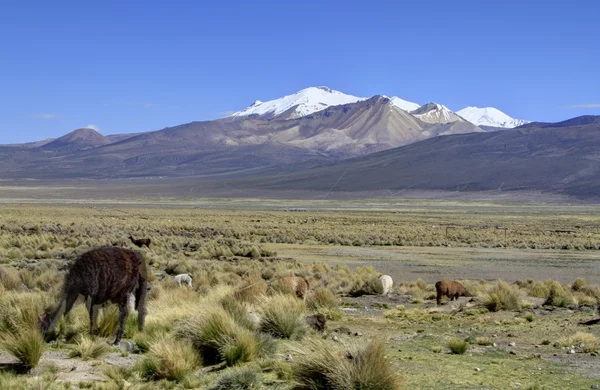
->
[279,276,310,301]
[435,280,473,305]
[39,246,149,345]
[129,234,151,248]
[174,273,193,288]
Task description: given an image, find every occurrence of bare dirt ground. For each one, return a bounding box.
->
[270,244,600,284]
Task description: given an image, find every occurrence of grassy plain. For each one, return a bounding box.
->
[0,199,599,389]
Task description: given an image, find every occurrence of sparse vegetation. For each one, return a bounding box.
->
[1,203,600,389]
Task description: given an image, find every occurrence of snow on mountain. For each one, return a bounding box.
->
[389,96,420,112]
[411,102,463,124]
[456,106,531,128]
[230,86,366,119]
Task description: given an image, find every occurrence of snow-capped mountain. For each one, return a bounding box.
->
[411,103,463,124]
[230,86,366,119]
[456,107,531,128]
[389,96,420,112]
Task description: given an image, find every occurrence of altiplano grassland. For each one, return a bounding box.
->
[0,200,599,389]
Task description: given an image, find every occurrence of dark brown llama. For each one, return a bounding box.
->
[129,234,151,248]
[39,246,149,345]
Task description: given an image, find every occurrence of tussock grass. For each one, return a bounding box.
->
[175,307,274,366]
[448,338,469,354]
[137,338,200,382]
[68,336,110,360]
[556,332,598,353]
[210,366,262,390]
[483,280,522,311]
[0,267,21,290]
[572,278,588,291]
[306,287,339,311]
[544,280,575,307]
[475,337,494,346]
[233,276,267,304]
[259,294,307,340]
[1,328,45,370]
[293,338,402,390]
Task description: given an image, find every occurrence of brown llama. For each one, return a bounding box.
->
[129,234,151,248]
[435,280,473,305]
[39,246,149,345]
[278,276,310,301]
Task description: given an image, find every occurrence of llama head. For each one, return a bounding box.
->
[38,312,51,334]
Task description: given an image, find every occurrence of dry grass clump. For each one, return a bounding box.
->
[544,280,575,307]
[556,332,598,353]
[68,336,110,360]
[292,338,402,390]
[306,287,339,311]
[0,266,22,290]
[137,338,200,382]
[572,278,588,291]
[210,365,262,390]
[175,307,275,366]
[233,276,267,304]
[0,292,47,371]
[475,337,494,346]
[259,294,307,340]
[448,338,469,354]
[482,280,522,312]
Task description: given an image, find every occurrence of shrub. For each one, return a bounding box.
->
[259,294,307,340]
[68,337,110,360]
[292,338,402,390]
[306,287,339,311]
[210,366,262,390]
[137,338,200,382]
[448,338,469,355]
[483,280,522,311]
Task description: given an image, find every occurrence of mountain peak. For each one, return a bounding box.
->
[41,127,109,152]
[411,102,461,123]
[456,106,530,128]
[229,86,366,120]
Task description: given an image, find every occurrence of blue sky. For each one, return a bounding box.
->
[0,0,599,143]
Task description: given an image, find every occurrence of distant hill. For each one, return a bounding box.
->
[41,128,110,152]
[239,122,600,200]
[517,115,600,129]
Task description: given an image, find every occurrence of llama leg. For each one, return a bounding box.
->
[88,300,99,336]
[112,302,129,345]
[436,292,442,306]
